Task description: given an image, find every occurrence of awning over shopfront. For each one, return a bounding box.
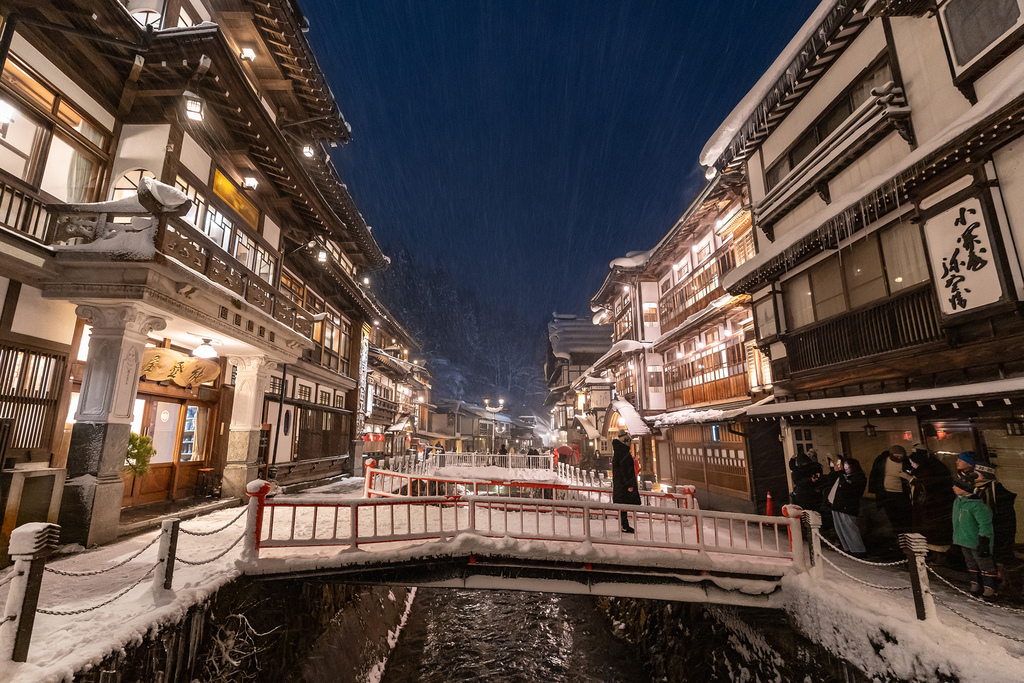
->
[608,399,652,436]
[747,377,1024,419]
[574,414,601,439]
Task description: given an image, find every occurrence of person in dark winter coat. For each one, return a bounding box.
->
[498,443,508,455]
[612,429,641,533]
[822,458,868,555]
[790,452,823,510]
[907,448,955,555]
[952,474,998,598]
[974,462,1018,565]
[869,446,913,538]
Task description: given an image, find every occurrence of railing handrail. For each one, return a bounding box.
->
[252,493,797,563]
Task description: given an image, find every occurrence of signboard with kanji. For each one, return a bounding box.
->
[923,196,1003,316]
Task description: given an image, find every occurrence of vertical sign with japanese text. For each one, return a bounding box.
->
[923,196,1003,316]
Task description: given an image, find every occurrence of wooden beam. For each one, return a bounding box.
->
[118,54,146,115]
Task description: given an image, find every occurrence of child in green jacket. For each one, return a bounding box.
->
[953,474,997,599]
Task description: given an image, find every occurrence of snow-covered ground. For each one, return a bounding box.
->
[1,475,1022,682]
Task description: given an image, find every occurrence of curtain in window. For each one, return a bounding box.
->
[881,221,930,293]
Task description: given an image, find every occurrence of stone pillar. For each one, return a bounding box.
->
[222,356,273,500]
[60,304,166,547]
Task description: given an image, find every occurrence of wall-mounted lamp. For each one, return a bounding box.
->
[242,176,258,190]
[362,277,370,285]
[183,91,205,122]
[317,249,328,263]
[302,145,316,158]
[193,339,217,359]
[239,47,256,62]
[864,419,877,438]
[373,320,380,326]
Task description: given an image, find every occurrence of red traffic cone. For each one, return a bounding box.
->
[765,491,775,516]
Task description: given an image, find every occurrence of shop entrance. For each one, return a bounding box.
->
[121,394,216,507]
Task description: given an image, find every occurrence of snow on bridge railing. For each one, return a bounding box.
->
[378,452,556,473]
[242,482,800,569]
[362,466,697,510]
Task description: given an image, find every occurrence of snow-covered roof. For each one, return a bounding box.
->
[608,399,651,436]
[724,54,1024,293]
[748,377,1024,418]
[609,248,654,270]
[574,413,601,439]
[700,0,842,170]
[653,397,772,428]
[547,315,613,361]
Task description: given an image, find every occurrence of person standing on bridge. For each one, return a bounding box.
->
[822,457,868,557]
[613,429,641,533]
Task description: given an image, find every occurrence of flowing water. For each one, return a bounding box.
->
[380,588,650,683]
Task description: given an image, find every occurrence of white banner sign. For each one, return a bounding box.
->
[923,196,1002,316]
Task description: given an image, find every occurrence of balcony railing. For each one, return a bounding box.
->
[0,175,55,243]
[786,286,944,374]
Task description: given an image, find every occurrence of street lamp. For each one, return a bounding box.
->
[483,397,504,453]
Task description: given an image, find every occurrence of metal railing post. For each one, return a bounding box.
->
[900,533,936,621]
[152,518,180,593]
[350,501,360,549]
[0,522,59,663]
[242,480,271,564]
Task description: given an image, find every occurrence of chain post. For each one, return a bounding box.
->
[900,532,936,621]
[153,518,180,593]
[0,522,60,662]
[801,510,824,580]
[242,480,271,564]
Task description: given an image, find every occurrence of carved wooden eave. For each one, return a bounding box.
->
[709,1,869,178]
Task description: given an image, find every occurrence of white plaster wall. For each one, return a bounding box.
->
[747,154,765,205]
[992,138,1024,296]
[10,285,78,345]
[110,124,171,196]
[762,21,887,167]
[11,33,114,130]
[890,16,972,146]
[828,132,912,199]
[180,132,212,182]
[640,280,661,341]
[770,193,827,241]
[975,42,1024,102]
[263,215,281,251]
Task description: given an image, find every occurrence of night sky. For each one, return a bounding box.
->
[304,0,821,323]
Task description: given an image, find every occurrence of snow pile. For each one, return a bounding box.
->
[608,399,651,435]
[427,465,561,484]
[363,587,417,683]
[138,176,190,212]
[783,565,1024,682]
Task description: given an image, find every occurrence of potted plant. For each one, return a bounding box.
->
[125,432,156,478]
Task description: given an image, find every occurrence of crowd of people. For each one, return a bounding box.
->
[790,446,1018,600]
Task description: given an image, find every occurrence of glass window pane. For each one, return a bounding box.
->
[203,206,232,250]
[57,102,108,148]
[851,62,893,109]
[1,61,55,113]
[0,105,45,181]
[766,156,791,191]
[179,405,209,462]
[39,135,102,202]
[881,221,930,293]
[843,236,887,308]
[783,272,815,329]
[943,0,1020,67]
[818,98,853,140]
[790,131,818,167]
[148,401,181,464]
[810,256,847,319]
[755,298,777,338]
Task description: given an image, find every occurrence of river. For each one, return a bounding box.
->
[379,588,651,683]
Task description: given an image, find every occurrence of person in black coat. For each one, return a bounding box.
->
[869,446,913,538]
[821,458,868,556]
[790,452,823,510]
[612,429,640,533]
[906,448,955,555]
[974,462,1018,564]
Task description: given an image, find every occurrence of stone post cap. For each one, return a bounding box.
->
[9,523,60,558]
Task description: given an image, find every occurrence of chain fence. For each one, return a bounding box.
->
[43,535,160,577]
[926,565,1024,615]
[817,534,907,567]
[37,562,159,617]
[932,595,1024,645]
[176,532,246,566]
[819,553,912,591]
[178,507,247,537]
